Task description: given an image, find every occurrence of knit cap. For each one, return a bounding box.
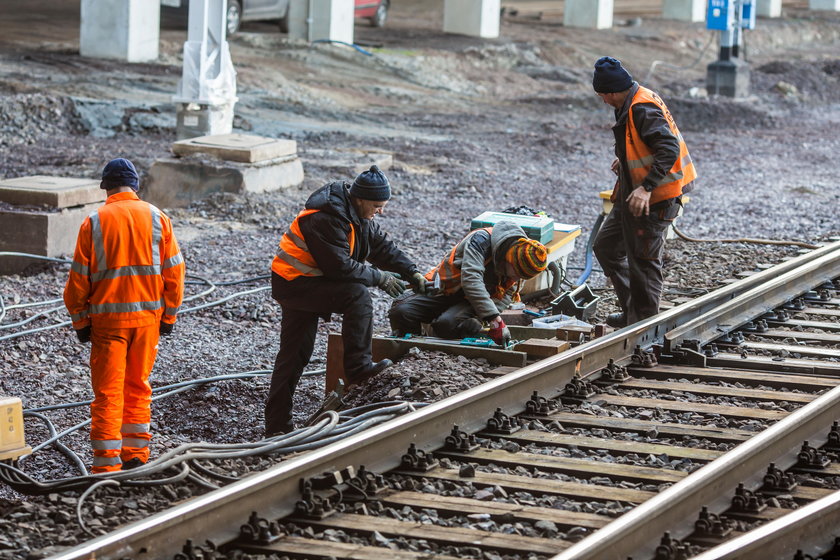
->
[506,238,548,279]
[350,165,391,201]
[100,158,139,191]
[592,56,634,93]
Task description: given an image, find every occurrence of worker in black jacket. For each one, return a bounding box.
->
[265,165,426,437]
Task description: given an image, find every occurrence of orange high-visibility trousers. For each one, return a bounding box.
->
[89,323,159,473]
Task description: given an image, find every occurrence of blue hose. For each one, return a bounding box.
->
[311,39,373,56]
[574,212,605,286]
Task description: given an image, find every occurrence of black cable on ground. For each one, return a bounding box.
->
[671,224,820,250]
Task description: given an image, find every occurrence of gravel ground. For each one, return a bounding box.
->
[1,2,840,558]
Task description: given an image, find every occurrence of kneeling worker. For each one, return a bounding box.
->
[266,165,426,437]
[389,221,548,347]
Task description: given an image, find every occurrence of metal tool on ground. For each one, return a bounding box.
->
[306,380,345,425]
[551,283,600,321]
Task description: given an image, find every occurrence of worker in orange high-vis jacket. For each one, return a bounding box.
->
[64,158,185,474]
[266,165,424,437]
[591,56,697,329]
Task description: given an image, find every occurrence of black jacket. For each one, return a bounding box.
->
[277,181,417,289]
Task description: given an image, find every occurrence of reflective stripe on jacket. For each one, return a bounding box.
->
[271,209,357,280]
[620,86,696,205]
[64,191,185,329]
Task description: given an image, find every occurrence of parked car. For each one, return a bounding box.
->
[161,0,389,36]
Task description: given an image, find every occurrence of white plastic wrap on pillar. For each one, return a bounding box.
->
[756,0,782,17]
[79,0,160,62]
[809,0,840,10]
[443,0,501,39]
[288,0,354,44]
[564,0,613,30]
[663,0,707,22]
[174,0,238,139]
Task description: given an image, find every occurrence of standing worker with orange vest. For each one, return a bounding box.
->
[64,158,185,473]
[591,56,697,328]
[266,165,425,437]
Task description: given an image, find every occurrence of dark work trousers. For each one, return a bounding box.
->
[265,276,373,437]
[389,292,484,339]
[593,197,680,325]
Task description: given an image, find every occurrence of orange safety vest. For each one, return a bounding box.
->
[271,209,356,280]
[64,192,185,329]
[425,227,517,298]
[616,86,697,205]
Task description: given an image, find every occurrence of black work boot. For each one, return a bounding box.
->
[347,359,393,387]
[121,457,145,471]
[606,312,627,328]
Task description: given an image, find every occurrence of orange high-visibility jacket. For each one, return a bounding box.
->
[64,191,185,329]
[271,209,356,280]
[617,85,697,205]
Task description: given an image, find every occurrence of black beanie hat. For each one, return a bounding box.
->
[350,165,391,201]
[100,158,139,191]
[592,56,634,94]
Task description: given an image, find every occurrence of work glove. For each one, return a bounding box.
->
[408,272,431,295]
[159,321,174,337]
[487,319,512,348]
[75,326,91,344]
[378,271,406,298]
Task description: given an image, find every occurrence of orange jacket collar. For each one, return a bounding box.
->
[106,191,140,204]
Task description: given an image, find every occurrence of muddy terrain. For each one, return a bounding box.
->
[0,1,838,556]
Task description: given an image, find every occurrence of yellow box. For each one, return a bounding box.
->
[0,397,31,461]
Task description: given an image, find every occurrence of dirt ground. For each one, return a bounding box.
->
[0,1,839,556]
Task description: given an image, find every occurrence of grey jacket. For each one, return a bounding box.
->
[435,220,527,321]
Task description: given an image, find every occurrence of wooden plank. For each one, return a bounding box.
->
[753,329,840,345]
[624,364,838,391]
[380,490,611,530]
[619,378,818,404]
[736,340,840,360]
[766,318,840,332]
[592,395,789,420]
[437,448,687,484]
[292,513,571,555]
[798,306,840,318]
[531,411,754,443]
[513,338,571,358]
[487,366,520,377]
[480,429,724,462]
[245,535,464,559]
[709,353,840,377]
[395,467,655,503]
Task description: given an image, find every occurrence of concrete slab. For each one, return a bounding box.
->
[288,0,355,43]
[443,0,501,38]
[80,0,159,63]
[0,176,104,208]
[809,0,840,9]
[756,0,782,17]
[0,203,99,274]
[143,154,304,208]
[172,133,298,163]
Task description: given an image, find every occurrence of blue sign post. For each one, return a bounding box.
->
[706,0,751,97]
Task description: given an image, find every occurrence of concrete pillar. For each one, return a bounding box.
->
[288,0,355,44]
[173,0,237,139]
[756,0,782,17]
[443,0,501,39]
[809,0,840,10]
[663,0,707,22]
[564,0,613,30]
[79,0,159,62]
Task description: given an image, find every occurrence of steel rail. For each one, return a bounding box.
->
[665,243,840,352]
[47,241,840,560]
[688,489,840,560]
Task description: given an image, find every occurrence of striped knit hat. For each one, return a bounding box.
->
[506,238,548,279]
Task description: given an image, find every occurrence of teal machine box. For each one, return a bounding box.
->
[470,212,554,244]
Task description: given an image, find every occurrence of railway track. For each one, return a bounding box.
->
[48,239,840,560]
